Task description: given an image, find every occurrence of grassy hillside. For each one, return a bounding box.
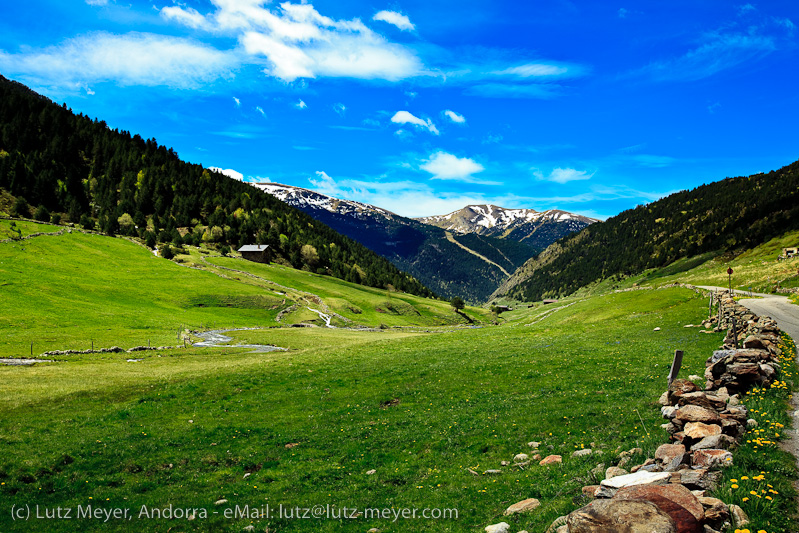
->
[495,158,799,302]
[637,230,799,293]
[0,227,484,358]
[0,75,434,298]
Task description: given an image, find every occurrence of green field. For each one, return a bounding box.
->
[1,228,797,532]
[0,228,487,358]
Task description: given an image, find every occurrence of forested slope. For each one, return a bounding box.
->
[0,76,434,297]
[495,159,799,301]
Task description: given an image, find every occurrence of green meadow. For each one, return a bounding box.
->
[1,228,797,532]
[0,229,486,358]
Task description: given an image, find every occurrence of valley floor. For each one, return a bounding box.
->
[1,225,797,532]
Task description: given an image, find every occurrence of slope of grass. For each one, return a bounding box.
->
[638,230,799,292]
[0,218,60,239]
[0,231,485,358]
[204,256,489,327]
[1,287,745,532]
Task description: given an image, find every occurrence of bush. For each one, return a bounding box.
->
[33,205,50,222]
[161,245,174,260]
[49,213,61,225]
[79,214,95,230]
[450,296,465,311]
[144,232,157,249]
[220,245,230,257]
[12,197,29,218]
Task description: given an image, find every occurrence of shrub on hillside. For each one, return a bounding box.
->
[12,197,29,218]
[450,296,465,311]
[79,214,94,230]
[34,205,50,222]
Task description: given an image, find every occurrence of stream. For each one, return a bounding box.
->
[192,329,287,353]
[307,308,335,328]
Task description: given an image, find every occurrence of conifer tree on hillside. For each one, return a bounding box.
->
[0,76,436,299]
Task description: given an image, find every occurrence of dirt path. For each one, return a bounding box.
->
[444,231,511,277]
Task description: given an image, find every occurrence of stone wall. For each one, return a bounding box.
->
[484,290,788,533]
[560,290,782,532]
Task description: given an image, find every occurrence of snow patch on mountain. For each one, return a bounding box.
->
[417,204,597,238]
[253,183,396,220]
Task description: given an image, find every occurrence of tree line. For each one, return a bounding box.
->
[0,75,435,298]
[501,158,799,301]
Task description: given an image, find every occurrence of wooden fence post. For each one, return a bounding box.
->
[667,350,684,388]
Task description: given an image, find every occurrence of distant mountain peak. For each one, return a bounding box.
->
[253,182,397,219]
[417,204,597,240]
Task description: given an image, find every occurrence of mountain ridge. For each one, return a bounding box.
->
[253,182,541,302]
[418,204,597,249]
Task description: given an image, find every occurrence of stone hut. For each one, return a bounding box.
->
[238,244,270,263]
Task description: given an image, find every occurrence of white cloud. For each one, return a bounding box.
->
[618,8,628,18]
[333,102,346,116]
[533,167,593,184]
[737,4,756,15]
[166,1,423,82]
[0,32,236,89]
[466,83,562,99]
[209,167,244,181]
[233,96,241,107]
[635,31,776,82]
[160,6,210,29]
[421,151,484,181]
[434,56,586,99]
[307,171,496,217]
[85,0,109,5]
[391,111,439,135]
[256,106,266,117]
[372,10,415,31]
[492,63,569,77]
[295,99,307,109]
[443,109,466,124]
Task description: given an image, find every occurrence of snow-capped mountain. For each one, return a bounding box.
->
[254,183,396,220]
[417,204,597,248]
[252,183,538,303]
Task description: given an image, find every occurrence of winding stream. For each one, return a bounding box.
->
[192,329,287,353]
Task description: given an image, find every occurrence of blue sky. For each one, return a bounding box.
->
[1,0,797,219]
